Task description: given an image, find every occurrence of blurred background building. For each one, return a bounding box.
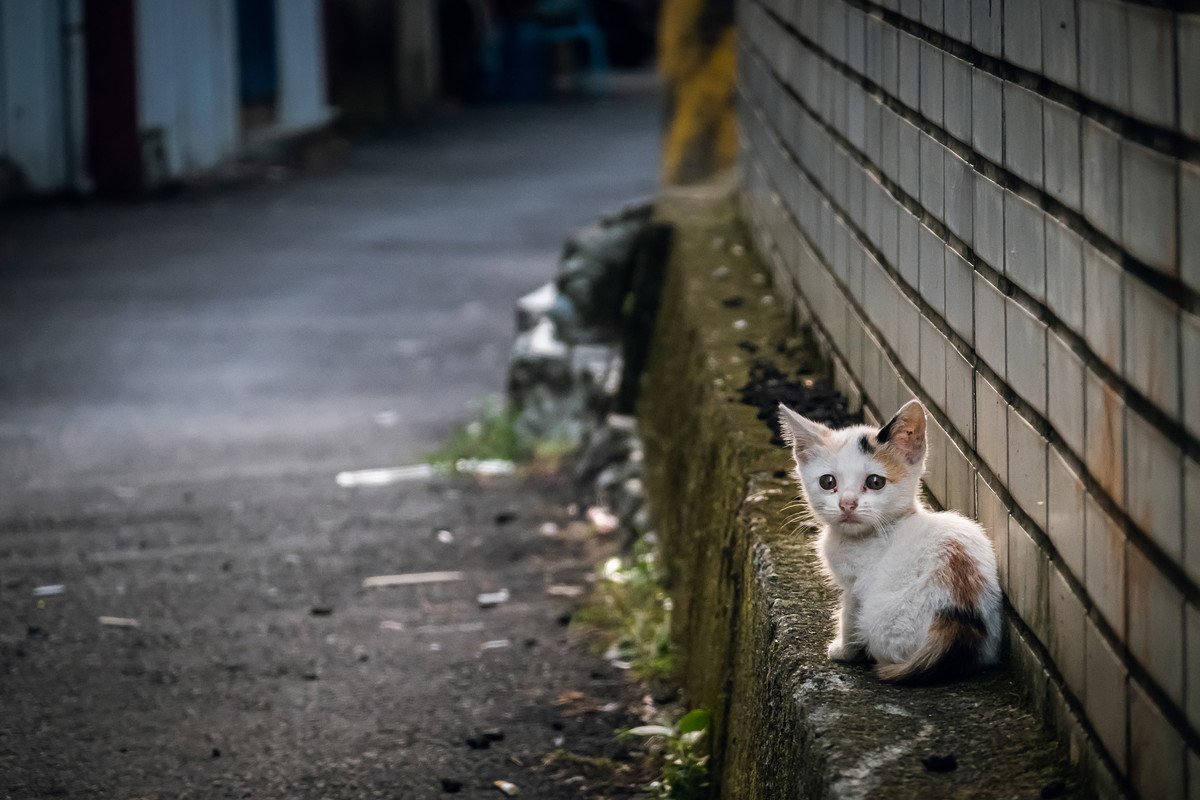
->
[0,0,669,199]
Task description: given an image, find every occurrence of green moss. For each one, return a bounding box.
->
[636,189,1080,798]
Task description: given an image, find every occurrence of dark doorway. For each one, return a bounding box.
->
[83,0,142,194]
[236,0,279,129]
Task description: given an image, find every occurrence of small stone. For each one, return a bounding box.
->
[733,319,749,331]
[494,511,517,525]
[441,778,463,793]
[310,606,334,617]
[466,735,491,750]
[211,748,221,759]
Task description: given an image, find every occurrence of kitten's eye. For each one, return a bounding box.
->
[865,474,886,490]
[818,474,837,491]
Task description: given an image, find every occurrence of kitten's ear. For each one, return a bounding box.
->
[877,399,927,464]
[778,403,831,461]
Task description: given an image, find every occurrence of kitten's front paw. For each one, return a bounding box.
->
[827,639,865,662]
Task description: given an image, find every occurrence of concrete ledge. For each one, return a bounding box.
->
[638,188,1080,798]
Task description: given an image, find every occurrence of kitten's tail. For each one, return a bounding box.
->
[876,607,989,684]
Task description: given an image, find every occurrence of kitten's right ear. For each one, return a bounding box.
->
[778,403,830,461]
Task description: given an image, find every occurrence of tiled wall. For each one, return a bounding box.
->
[736,1,1199,797]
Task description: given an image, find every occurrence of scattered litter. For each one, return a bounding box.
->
[418,621,485,635]
[284,553,302,566]
[711,265,730,278]
[731,243,746,256]
[353,645,369,662]
[493,780,519,796]
[393,339,425,356]
[310,606,334,617]
[455,458,516,476]
[566,503,579,516]
[760,294,775,305]
[494,511,517,525]
[733,319,749,331]
[553,690,615,717]
[429,643,442,651]
[538,522,560,537]
[33,585,64,597]
[710,236,726,250]
[441,778,463,793]
[545,584,585,598]
[435,529,455,544]
[477,589,510,608]
[373,410,400,428]
[111,486,138,500]
[379,620,405,631]
[627,724,675,737]
[336,464,435,487]
[586,506,619,534]
[553,735,565,747]
[362,571,464,589]
[481,639,511,650]
[602,557,628,583]
[98,616,140,628]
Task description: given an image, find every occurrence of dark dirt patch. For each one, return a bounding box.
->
[737,336,854,446]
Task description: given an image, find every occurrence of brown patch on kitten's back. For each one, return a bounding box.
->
[936,538,987,607]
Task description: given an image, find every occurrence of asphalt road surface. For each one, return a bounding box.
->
[0,79,661,799]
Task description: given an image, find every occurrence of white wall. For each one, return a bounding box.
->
[135,0,240,177]
[0,0,85,191]
[274,0,330,131]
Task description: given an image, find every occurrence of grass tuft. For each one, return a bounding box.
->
[573,536,675,683]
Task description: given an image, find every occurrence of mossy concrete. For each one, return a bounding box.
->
[638,186,1081,798]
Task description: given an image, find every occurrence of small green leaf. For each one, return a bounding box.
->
[675,708,710,734]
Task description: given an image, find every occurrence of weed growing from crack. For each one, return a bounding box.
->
[573,535,675,683]
[622,708,712,799]
[425,395,574,470]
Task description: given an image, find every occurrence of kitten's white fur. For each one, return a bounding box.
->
[779,399,1002,682]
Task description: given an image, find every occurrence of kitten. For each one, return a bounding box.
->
[778,399,1001,682]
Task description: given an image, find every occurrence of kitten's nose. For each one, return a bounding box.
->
[839,495,858,513]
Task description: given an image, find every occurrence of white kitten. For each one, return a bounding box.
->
[778,399,1001,682]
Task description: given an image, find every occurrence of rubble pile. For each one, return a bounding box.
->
[507,202,667,535]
